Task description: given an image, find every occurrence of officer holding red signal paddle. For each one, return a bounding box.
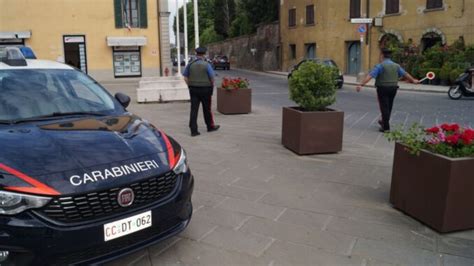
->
[357,48,420,132]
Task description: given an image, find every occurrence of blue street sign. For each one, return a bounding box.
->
[358,24,367,33]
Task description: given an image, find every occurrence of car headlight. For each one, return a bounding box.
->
[0,190,51,215]
[173,148,188,175]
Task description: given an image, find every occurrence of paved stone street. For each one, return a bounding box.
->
[104,70,474,266]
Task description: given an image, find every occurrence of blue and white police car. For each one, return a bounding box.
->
[0,47,193,265]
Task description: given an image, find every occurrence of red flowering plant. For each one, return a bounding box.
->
[220,77,249,91]
[386,123,474,158]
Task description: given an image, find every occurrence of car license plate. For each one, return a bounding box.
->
[104,211,152,242]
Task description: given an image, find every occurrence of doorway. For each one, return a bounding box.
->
[347,42,361,75]
[63,35,87,73]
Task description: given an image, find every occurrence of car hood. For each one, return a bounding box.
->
[0,115,177,195]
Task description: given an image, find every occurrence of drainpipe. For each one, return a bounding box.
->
[367,0,371,69]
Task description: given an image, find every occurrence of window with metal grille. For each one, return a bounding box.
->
[350,0,361,18]
[427,0,443,9]
[289,44,296,60]
[114,0,148,28]
[386,0,399,14]
[289,8,296,27]
[306,5,315,25]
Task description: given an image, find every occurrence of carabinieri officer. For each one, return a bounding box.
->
[183,47,220,137]
[357,48,419,132]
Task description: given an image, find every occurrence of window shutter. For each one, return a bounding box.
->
[140,0,148,28]
[114,0,123,28]
[386,0,399,14]
[427,0,442,9]
[350,0,361,18]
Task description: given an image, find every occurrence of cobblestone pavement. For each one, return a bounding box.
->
[104,70,474,266]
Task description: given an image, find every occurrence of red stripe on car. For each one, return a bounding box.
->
[0,163,60,196]
[158,131,176,169]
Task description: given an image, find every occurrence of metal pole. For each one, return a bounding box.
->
[193,0,199,48]
[184,0,189,64]
[176,0,181,75]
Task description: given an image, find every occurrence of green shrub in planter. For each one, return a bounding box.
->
[288,61,338,111]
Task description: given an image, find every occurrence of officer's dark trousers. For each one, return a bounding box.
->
[189,86,215,133]
[376,86,398,131]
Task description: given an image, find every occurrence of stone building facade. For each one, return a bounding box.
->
[280,0,473,74]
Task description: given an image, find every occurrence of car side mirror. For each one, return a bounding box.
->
[115,93,131,108]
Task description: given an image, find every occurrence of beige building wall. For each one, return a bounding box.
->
[0,0,161,80]
[280,0,473,74]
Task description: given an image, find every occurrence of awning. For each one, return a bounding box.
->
[0,31,31,39]
[107,36,147,47]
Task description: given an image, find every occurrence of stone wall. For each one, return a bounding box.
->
[207,22,280,71]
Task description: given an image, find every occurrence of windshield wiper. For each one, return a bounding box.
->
[0,120,12,125]
[11,112,108,124]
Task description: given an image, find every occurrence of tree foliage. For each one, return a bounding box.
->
[173,0,278,48]
[214,0,236,38]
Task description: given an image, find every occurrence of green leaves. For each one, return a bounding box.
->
[288,61,338,111]
[385,124,427,156]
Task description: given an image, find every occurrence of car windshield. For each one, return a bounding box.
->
[0,69,120,121]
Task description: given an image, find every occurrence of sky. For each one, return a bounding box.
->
[168,0,185,45]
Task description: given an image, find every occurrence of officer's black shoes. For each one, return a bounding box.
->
[378,120,383,128]
[379,128,390,133]
[191,131,201,137]
[207,125,220,132]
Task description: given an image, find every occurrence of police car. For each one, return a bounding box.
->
[0,47,194,265]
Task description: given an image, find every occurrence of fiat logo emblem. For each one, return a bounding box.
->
[117,188,135,207]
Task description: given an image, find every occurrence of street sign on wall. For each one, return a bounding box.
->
[351,18,373,24]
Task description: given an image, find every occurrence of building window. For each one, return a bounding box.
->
[289,44,296,60]
[114,0,148,28]
[124,0,139,27]
[426,0,443,9]
[305,43,316,59]
[288,8,296,27]
[350,0,361,18]
[385,0,399,14]
[306,5,315,25]
[113,46,142,77]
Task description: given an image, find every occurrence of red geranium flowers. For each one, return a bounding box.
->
[221,77,249,91]
[426,123,474,146]
[387,123,474,158]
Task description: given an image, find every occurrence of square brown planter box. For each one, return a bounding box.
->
[281,107,344,155]
[390,143,474,233]
[217,87,252,114]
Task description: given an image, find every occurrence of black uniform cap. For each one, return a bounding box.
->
[195,47,207,55]
[381,48,393,57]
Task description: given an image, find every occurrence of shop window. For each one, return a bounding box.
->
[426,0,443,9]
[385,0,399,14]
[113,47,142,77]
[306,5,315,25]
[288,8,296,27]
[289,44,296,60]
[114,0,148,28]
[350,0,361,18]
[305,43,316,59]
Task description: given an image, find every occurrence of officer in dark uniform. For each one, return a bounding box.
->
[356,48,419,132]
[183,47,220,137]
